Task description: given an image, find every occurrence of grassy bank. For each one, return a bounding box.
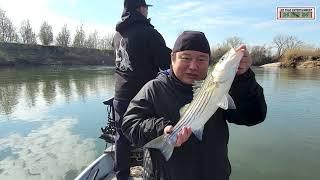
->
[280,49,320,68]
[0,42,114,66]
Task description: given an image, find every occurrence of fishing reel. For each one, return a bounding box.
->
[99,98,116,144]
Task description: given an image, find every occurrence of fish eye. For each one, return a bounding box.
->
[218,55,225,63]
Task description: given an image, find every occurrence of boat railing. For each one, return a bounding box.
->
[100,97,143,166]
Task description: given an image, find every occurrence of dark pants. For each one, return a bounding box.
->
[113,99,131,180]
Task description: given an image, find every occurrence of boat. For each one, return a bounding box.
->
[75,145,144,180]
[75,98,144,180]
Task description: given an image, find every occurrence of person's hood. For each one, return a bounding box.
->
[115,9,153,33]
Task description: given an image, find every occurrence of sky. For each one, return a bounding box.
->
[0,0,319,48]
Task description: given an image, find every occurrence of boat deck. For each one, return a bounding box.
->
[75,145,144,180]
[104,166,144,180]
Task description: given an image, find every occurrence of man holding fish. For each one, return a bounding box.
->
[122,31,267,180]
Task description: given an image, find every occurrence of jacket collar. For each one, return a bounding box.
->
[158,69,193,95]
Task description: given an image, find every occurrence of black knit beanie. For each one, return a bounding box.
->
[172,31,210,55]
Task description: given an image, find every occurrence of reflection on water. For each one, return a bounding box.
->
[0,67,115,119]
[229,67,320,180]
[0,66,320,180]
[0,66,115,180]
[0,118,96,180]
[2,67,318,118]
[256,67,320,93]
[0,83,21,115]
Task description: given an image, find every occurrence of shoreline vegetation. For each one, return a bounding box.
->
[1,8,319,69]
[260,49,320,69]
[1,8,116,67]
[210,36,320,69]
[279,49,320,69]
[1,42,319,69]
[0,42,114,67]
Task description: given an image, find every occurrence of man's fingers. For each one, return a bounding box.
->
[235,45,250,61]
[237,47,252,76]
[186,127,192,136]
[164,125,173,135]
[236,44,246,51]
[239,62,248,68]
[175,127,192,147]
[176,132,183,147]
[182,127,190,137]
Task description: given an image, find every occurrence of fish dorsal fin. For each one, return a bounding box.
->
[179,103,190,116]
[217,94,236,110]
[192,80,204,96]
[205,81,216,93]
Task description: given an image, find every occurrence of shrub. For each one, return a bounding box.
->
[281,48,320,67]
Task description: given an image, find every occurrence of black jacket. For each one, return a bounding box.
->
[122,69,267,180]
[113,10,171,102]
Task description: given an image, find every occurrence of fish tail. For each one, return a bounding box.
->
[144,135,174,161]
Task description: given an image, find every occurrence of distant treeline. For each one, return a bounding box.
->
[0,9,113,50]
[0,42,115,66]
[1,8,319,68]
[211,36,320,67]
[1,8,115,66]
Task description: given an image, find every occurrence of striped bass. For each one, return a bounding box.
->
[144,47,244,161]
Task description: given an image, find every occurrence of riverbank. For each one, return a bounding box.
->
[260,61,320,69]
[0,42,114,66]
[259,48,320,69]
[280,49,320,69]
[260,62,281,68]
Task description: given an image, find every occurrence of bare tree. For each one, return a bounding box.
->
[285,36,303,49]
[39,21,53,45]
[85,30,99,49]
[211,36,245,62]
[250,45,273,65]
[211,43,229,62]
[56,24,71,47]
[98,33,114,50]
[0,9,18,43]
[72,24,85,48]
[20,19,37,44]
[273,34,303,59]
[224,36,244,48]
[272,35,286,58]
[211,36,244,61]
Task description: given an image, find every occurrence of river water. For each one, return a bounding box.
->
[0,66,319,180]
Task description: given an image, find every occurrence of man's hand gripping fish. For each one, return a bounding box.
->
[144,47,244,161]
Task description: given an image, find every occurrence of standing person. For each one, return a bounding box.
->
[112,0,171,179]
[122,31,267,179]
